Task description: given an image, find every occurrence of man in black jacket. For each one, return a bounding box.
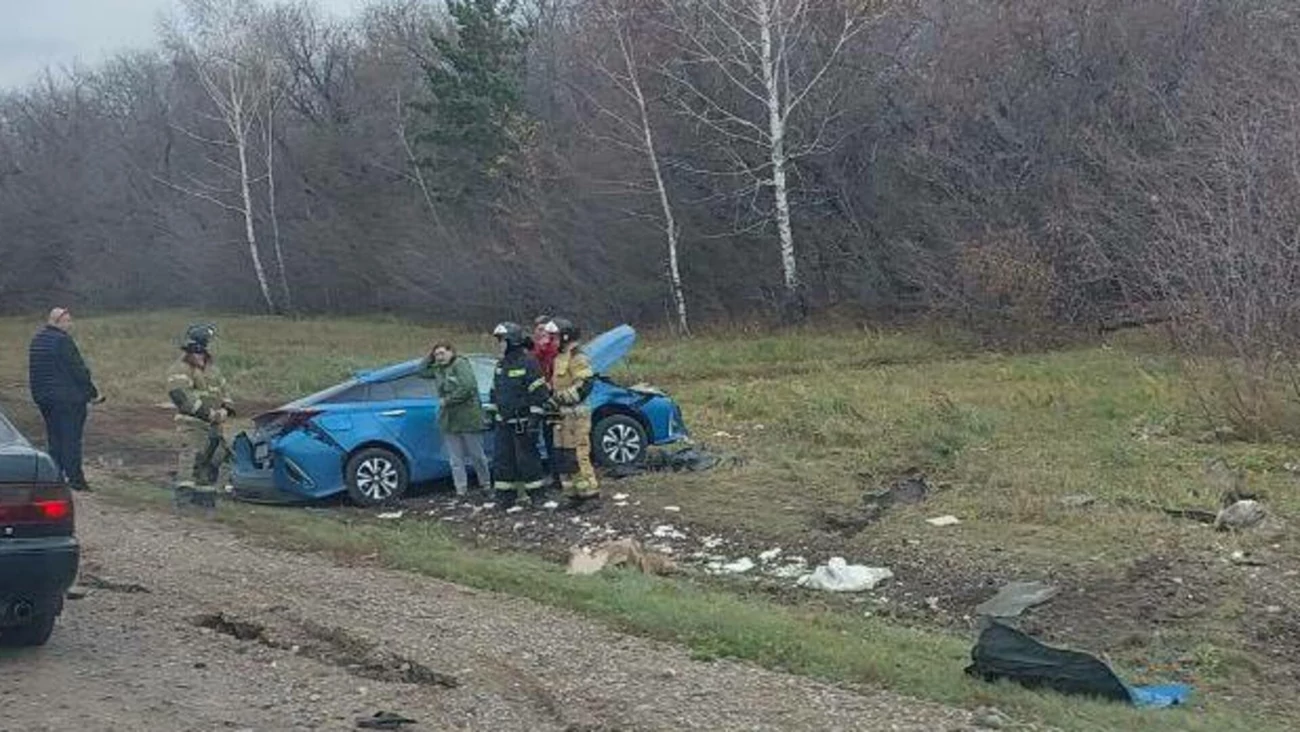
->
[28,308,101,491]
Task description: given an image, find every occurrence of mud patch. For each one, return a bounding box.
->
[297,620,460,688]
[194,612,268,641]
[189,612,459,688]
[80,574,151,594]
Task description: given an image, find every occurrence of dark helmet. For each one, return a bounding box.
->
[546,317,581,346]
[181,323,217,354]
[492,321,530,349]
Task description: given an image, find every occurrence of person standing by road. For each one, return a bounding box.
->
[420,341,492,496]
[166,324,234,515]
[545,317,601,511]
[28,307,102,491]
[486,322,551,509]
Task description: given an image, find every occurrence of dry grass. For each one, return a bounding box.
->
[2,311,1298,729]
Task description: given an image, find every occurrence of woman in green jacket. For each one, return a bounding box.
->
[420,342,492,495]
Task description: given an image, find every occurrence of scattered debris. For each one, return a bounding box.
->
[863,469,931,509]
[766,560,810,579]
[712,431,737,439]
[713,557,755,574]
[972,707,1012,730]
[1230,550,1268,567]
[701,536,726,550]
[612,493,629,501]
[607,445,731,479]
[975,581,1058,618]
[355,711,418,730]
[566,538,676,576]
[926,515,960,527]
[506,506,524,514]
[1060,494,1097,508]
[815,470,937,535]
[663,506,681,513]
[376,511,404,520]
[758,547,782,563]
[542,501,559,510]
[798,557,893,592]
[652,525,687,540]
[1216,500,1266,531]
[966,622,1191,708]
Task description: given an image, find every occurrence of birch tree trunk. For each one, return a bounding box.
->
[617,21,690,336]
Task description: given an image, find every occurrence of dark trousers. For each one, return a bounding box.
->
[37,401,87,486]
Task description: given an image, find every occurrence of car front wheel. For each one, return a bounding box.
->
[345,447,409,506]
[592,414,648,468]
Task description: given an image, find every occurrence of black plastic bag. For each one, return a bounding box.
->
[965,622,1132,703]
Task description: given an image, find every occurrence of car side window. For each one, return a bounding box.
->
[322,383,370,404]
[391,374,432,400]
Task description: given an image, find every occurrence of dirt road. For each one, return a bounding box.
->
[1,497,974,732]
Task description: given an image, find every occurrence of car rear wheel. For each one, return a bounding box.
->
[593,414,648,468]
[345,447,409,506]
[0,612,57,647]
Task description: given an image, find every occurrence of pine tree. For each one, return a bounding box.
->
[416,0,531,206]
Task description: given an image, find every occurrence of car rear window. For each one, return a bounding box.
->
[0,412,23,447]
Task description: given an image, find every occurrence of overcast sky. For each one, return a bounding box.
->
[0,0,370,90]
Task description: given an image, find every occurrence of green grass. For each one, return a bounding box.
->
[3,311,1298,729]
[96,476,1284,732]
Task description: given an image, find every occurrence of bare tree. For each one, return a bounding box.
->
[659,0,881,313]
[579,0,690,335]
[160,0,284,313]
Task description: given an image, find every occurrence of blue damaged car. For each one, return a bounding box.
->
[230,325,688,505]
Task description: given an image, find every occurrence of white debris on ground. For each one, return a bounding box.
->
[376,511,405,520]
[926,515,960,527]
[766,559,810,579]
[542,501,560,510]
[613,493,630,501]
[701,536,726,550]
[663,506,682,513]
[506,506,525,514]
[798,557,894,592]
[706,557,756,575]
[652,525,688,540]
[758,547,783,562]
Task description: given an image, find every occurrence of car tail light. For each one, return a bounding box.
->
[0,483,75,536]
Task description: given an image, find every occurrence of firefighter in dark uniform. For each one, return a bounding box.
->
[486,322,552,508]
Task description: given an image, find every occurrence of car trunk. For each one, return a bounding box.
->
[0,413,74,539]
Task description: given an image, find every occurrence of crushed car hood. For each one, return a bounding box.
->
[584,324,636,374]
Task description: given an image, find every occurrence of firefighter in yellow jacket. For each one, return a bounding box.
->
[166,323,234,514]
[544,318,600,510]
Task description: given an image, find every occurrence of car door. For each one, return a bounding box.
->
[370,375,442,481]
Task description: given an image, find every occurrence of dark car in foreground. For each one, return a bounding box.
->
[0,407,79,647]
[230,325,690,506]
